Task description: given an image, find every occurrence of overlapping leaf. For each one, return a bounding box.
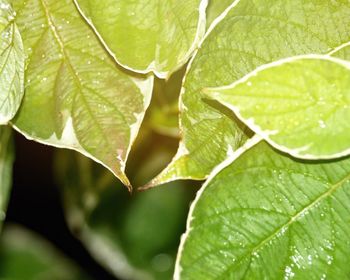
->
[150,0,350,186]
[74,0,208,78]
[10,0,154,188]
[0,0,24,124]
[0,126,13,230]
[176,141,350,279]
[205,0,233,28]
[207,55,350,159]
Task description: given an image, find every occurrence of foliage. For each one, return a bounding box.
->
[0,225,90,279]
[0,0,350,279]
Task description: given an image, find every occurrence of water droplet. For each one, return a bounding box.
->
[7,14,15,21]
[318,120,326,128]
[247,81,252,87]
[0,3,10,10]
[307,254,312,265]
[327,255,333,265]
[284,266,295,279]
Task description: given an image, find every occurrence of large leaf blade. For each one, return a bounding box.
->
[10,0,153,187]
[0,0,24,124]
[74,0,208,78]
[176,141,350,279]
[207,55,350,159]
[150,0,350,186]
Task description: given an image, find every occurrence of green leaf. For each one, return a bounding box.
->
[332,44,350,60]
[0,0,24,124]
[150,0,350,186]
[146,67,185,138]
[10,0,154,188]
[74,0,208,79]
[207,55,350,159]
[206,0,233,28]
[0,224,90,280]
[176,141,350,279]
[55,131,197,280]
[0,126,13,230]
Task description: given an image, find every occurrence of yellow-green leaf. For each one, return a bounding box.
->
[0,0,24,124]
[10,0,153,188]
[74,0,208,79]
[207,55,350,159]
[176,141,350,279]
[150,0,350,186]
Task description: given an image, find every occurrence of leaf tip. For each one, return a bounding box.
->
[137,178,161,192]
[115,171,133,193]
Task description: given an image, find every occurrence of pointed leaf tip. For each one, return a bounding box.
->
[10,0,153,184]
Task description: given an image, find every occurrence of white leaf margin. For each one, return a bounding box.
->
[206,54,350,160]
[12,76,154,187]
[143,0,243,188]
[73,0,209,79]
[173,134,262,279]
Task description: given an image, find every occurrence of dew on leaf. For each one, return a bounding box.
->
[318,120,326,128]
[284,266,295,279]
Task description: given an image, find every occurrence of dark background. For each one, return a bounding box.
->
[5,132,118,280]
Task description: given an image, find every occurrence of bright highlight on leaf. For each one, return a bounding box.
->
[0,126,13,230]
[207,55,350,159]
[74,0,208,79]
[10,0,153,189]
[176,142,350,279]
[149,0,350,187]
[0,0,24,124]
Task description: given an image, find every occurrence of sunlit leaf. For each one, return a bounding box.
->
[0,0,24,124]
[176,141,350,279]
[0,126,13,230]
[10,0,153,188]
[205,0,233,28]
[332,44,350,60]
[74,0,208,78]
[150,0,350,186]
[0,224,90,280]
[207,55,350,159]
